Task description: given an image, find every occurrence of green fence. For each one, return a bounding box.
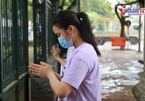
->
[31,0,59,101]
[33,0,57,63]
[0,0,29,101]
[0,0,59,100]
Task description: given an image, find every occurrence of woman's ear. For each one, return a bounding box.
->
[68,25,75,34]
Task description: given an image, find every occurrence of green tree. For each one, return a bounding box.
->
[81,0,114,17]
[58,0,77,11]
[80,0,115,29]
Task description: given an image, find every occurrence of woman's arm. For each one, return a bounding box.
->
[55,57,66,66]
[48,71,73,98]
[28,61,73,98]
[53,71,61,81]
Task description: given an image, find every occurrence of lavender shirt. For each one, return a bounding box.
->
[58,43,101,101]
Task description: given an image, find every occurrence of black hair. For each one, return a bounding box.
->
[53,10,101,56]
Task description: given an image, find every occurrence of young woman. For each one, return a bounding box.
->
[29,10,102,101]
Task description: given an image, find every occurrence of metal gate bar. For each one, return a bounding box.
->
[0,0,29,100]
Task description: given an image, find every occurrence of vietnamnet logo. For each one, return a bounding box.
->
[118,5,145,16]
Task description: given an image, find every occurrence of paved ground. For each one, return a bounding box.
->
[98,42,144,101]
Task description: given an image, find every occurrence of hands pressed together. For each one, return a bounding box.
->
[28,45,62,78]
[28,61,53,78]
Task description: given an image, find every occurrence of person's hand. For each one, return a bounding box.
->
[51,45,61,59]
[28,61,53,78]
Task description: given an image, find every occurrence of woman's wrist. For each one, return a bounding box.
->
[55,56,62,61]
[47,70,54,79]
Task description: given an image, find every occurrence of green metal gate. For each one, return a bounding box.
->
[0,0,29,101]
[33,0,57,63]
[31,0,58,101]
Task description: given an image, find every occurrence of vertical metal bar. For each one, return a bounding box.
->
[17,0,22,69]
[12,0,18,80]
[77,0,80,13]
[22,0,28,67]
[42,1,46,62]
[48,8,52,57]
[45,0,49,58]
[2,0,5,84]
[33,0,46,63]
[5,0,8,81]
[43,0,46,62]
[12,0,18,101]
[52,0,58,15]
[22,0,29,100]
[138,15,141,52]
[0,0,3,94]
[144,0,145,71]
[33,0,37,63]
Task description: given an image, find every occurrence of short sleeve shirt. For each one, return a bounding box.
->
[57,43,101,101]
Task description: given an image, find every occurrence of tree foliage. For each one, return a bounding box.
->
[58,0,77,11]
[81,0,114,17]
[124,0,144,7]
[80,0,115,29]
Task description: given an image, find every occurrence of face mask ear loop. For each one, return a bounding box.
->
[64,29,68,38]
[69,33,73,40]
[64,28,73,42]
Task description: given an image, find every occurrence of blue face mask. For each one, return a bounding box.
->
[57,30,73,49]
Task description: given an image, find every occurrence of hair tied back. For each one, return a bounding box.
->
[80,17,83,21]
[77,12,83,22]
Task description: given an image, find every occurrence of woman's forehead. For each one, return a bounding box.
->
[53,26,60,31]
[53,26,65,32]
[53,26,65,36]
